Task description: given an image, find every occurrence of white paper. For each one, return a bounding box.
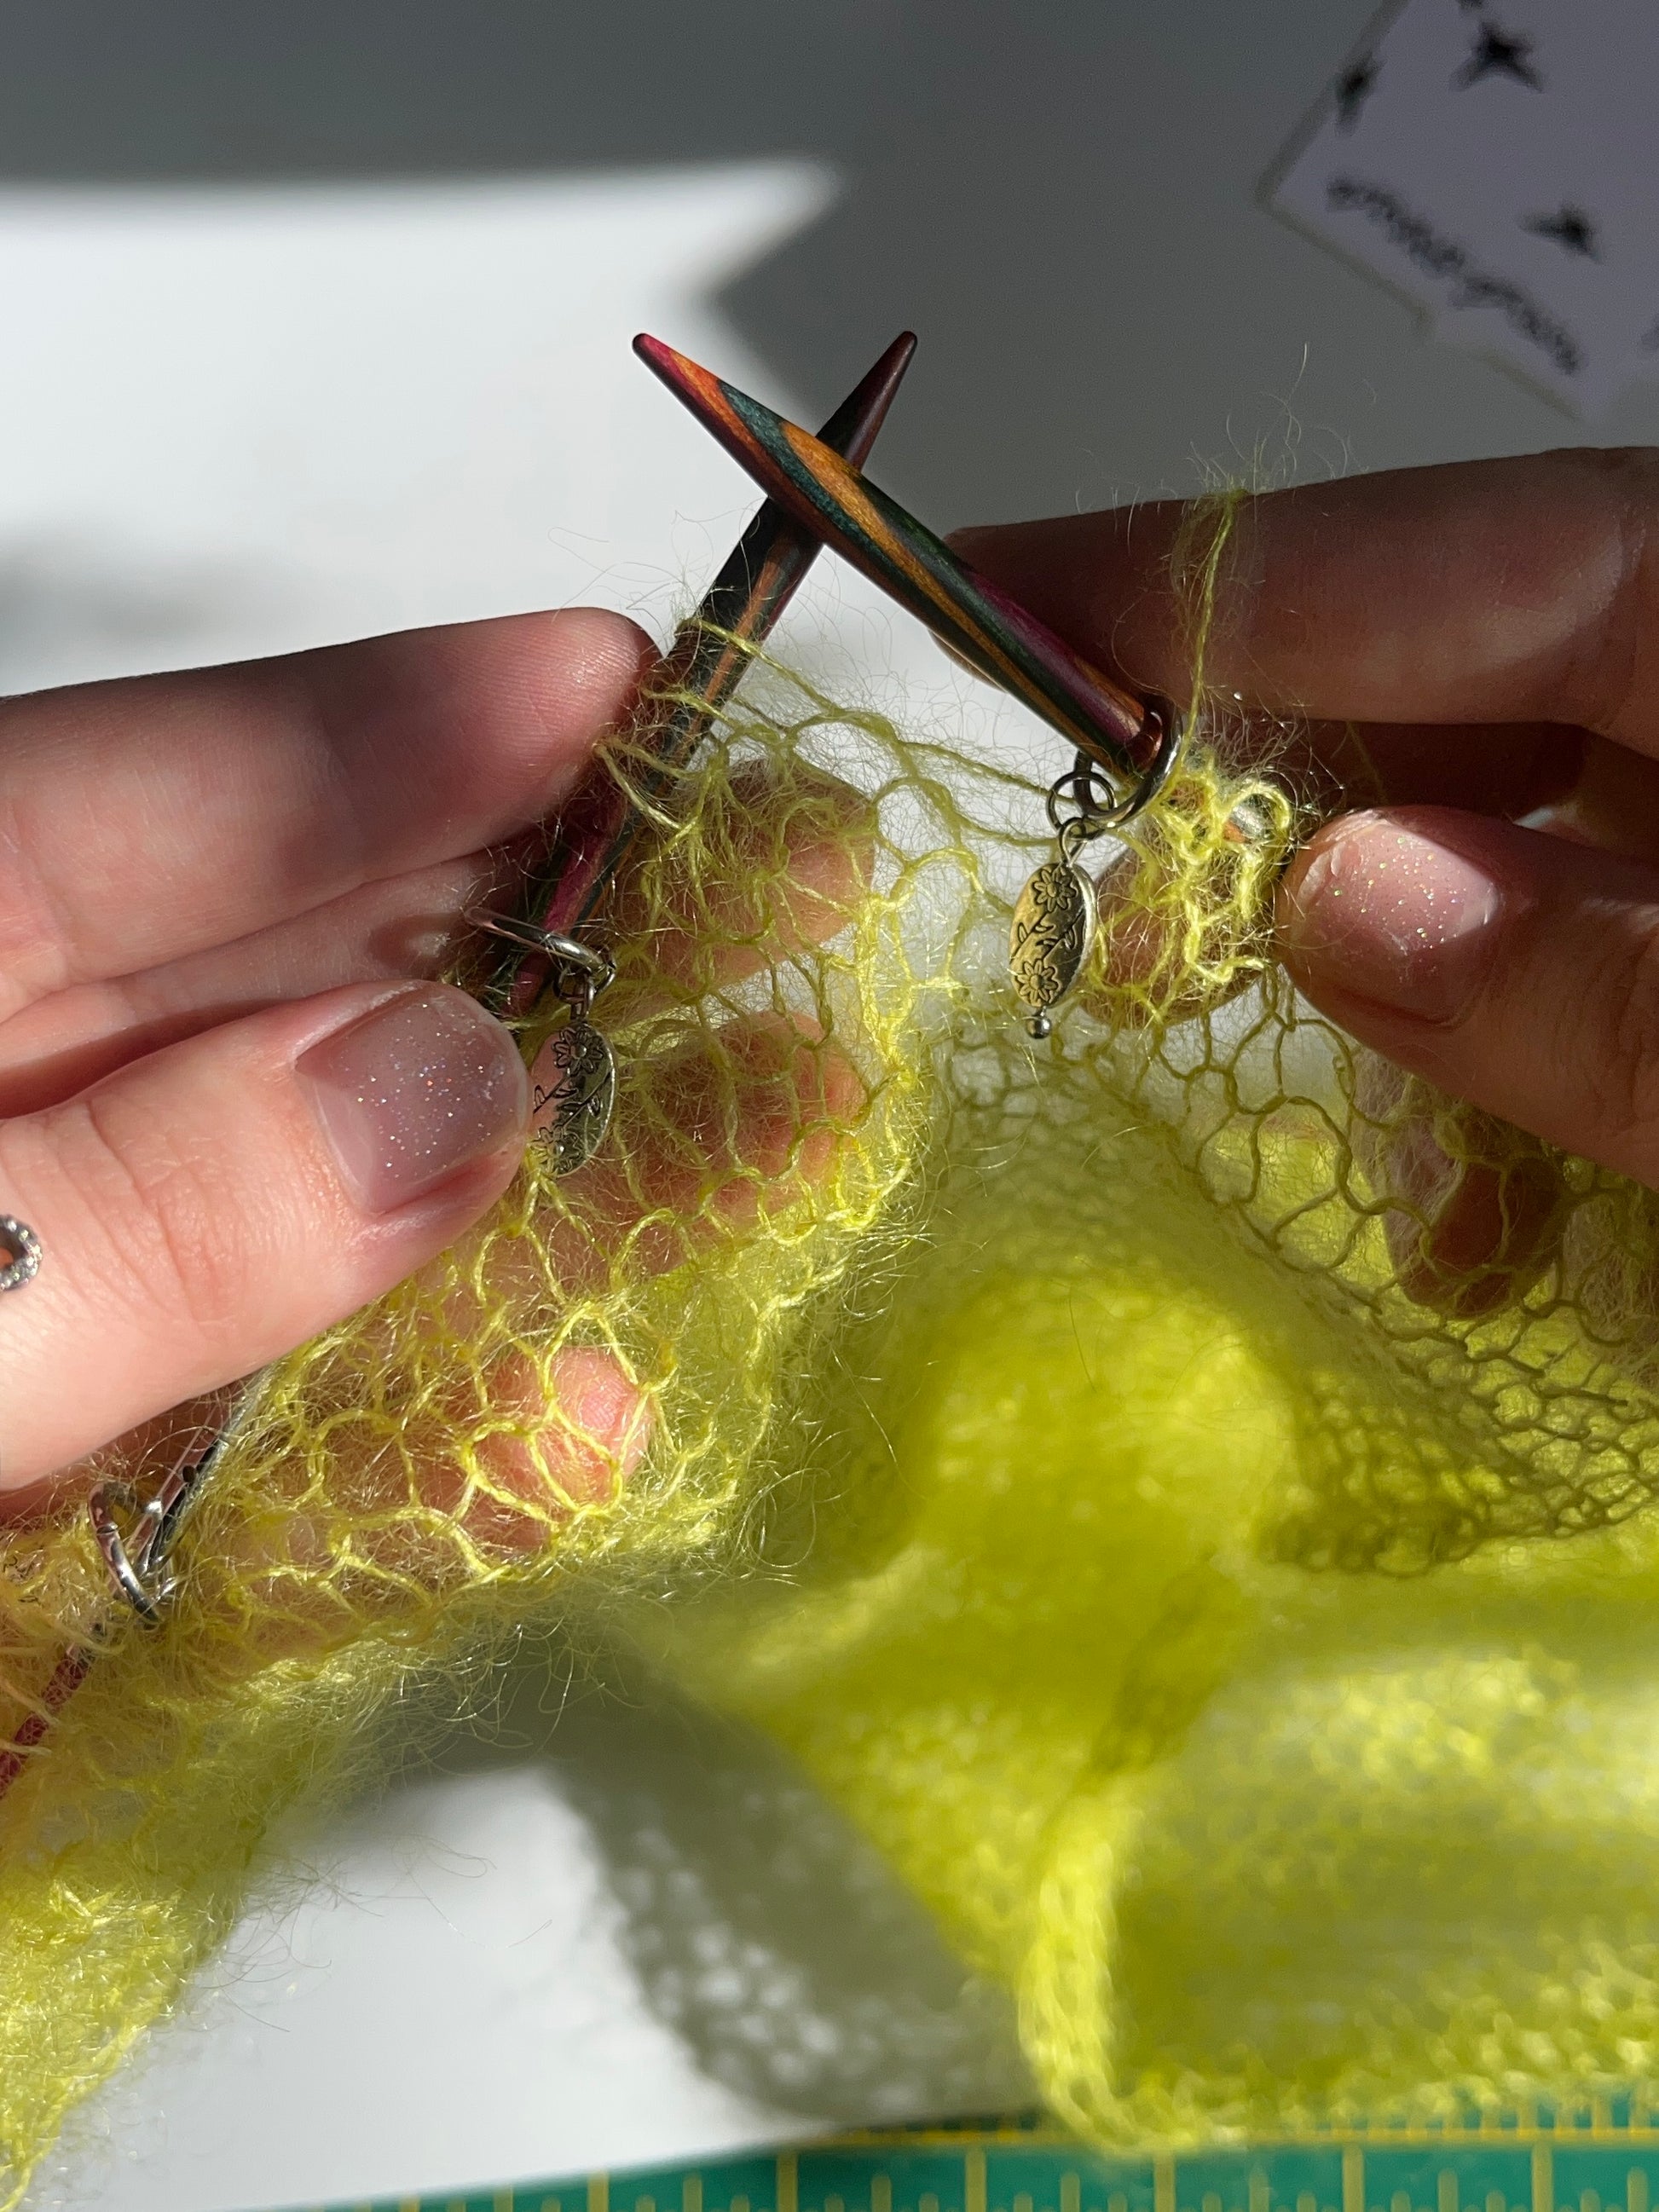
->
[1269,0,1659,416]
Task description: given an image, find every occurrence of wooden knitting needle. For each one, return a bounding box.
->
[633,333,1159,786]
[488,331,917,1020]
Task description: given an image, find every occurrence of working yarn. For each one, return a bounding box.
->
[0,517,1656,2198]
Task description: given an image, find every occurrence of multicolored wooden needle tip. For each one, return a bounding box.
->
[633,333,1159,783]
[488,331,918,1020]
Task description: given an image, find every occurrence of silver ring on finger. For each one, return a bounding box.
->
[0,1216,40,1294]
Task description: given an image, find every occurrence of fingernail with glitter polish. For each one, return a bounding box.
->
[299,986,529,1214]
[1276,811,1510,1025]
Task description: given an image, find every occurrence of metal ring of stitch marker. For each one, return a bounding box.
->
[88,1485,174,1622]
[1046,702,1185,848]
[465,911,616,1002]
[88,1424,237,1622]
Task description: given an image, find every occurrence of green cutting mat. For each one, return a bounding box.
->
[290,2109,1659,2212]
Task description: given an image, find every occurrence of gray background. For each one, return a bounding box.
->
[7,0,1656,526]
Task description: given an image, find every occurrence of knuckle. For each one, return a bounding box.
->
[0,788,78,1020]
[1568,447,1659,739]
[1588,446,1659,503]
[66,1088,257,1347]
[1575,910,1659,1153]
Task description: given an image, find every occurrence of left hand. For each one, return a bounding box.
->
[0,608,868,1534]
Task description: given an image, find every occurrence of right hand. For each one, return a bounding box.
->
[952,449,1659,1306]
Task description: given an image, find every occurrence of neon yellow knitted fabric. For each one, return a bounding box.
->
[0,552,1655,2196]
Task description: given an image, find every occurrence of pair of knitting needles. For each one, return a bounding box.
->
[484,328,1176,1129]
[0,332,1177,1807]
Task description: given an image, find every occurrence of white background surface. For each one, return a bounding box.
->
[5,9,1659,2206]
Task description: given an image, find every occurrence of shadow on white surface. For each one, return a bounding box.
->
[29,1661,1028,2212]
[7,3,1659,521]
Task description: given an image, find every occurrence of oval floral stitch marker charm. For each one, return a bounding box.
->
[1010,850,1096,1039]
[532,1014,616,1175]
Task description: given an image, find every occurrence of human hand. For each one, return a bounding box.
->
[954,451,1659,1201]
[0,609,865,1508]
